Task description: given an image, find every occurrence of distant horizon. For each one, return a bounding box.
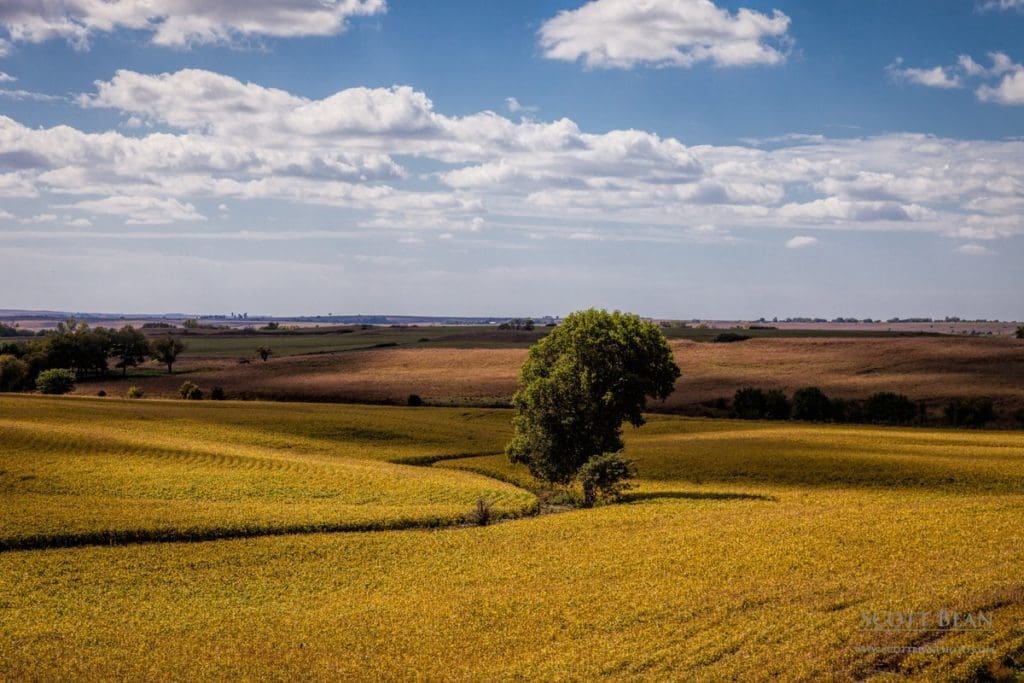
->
[1,308,1018,325]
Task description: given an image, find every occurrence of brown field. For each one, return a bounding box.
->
[76,336,1024,419]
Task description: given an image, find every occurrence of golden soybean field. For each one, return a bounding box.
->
[3,395,1024,680]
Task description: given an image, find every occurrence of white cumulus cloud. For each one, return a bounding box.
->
[785,235,818,249]
[0,0,385,50]
[538,0,791,69]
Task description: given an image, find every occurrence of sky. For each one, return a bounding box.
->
[0,0,1022,319]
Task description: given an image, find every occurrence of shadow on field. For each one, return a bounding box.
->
[621,490,777,503]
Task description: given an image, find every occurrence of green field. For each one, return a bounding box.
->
[2,396,1024,680]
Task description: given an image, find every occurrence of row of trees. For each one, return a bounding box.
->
[0,319,186,392]
[731,386,999,427]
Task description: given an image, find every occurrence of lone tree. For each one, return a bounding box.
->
[255,346,274,362]
[1017,325,1024,340]
[506,309,680,504]
[150,335,186,374]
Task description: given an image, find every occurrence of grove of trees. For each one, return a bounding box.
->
[0,319,188,391]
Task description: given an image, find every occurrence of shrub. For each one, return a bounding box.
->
[0,354,29,391]
[179,381,203,400]
[578,452,636,507]
[1014,407,1024,428]
[764,389,792,420]
[944,398,996,428]
[793,387,831,422]
[733,387,767,419]
[864,392,917,425]
[36,368,75,395]
[470,498,492,526]
[712,332,750,343]
[127,386,144,399]
[210,386,226,401]
[97,390,107,397]
[407,394,424,407]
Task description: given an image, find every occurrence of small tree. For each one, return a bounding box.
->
[210,386,225,400]
[1016,326,1024,340]
[36,368,75,394]
[506,309,679,491]
[793,387,831,422]
[0,354,28,391]
[110,325,149,376]
[255,346,274,362]
[733,387,767,419]
[179,381,203,400]
[127,386,144,399]
[150,336,185,374]
[579,453,636,506]
[764,389,792,420]
[864,392,916,425]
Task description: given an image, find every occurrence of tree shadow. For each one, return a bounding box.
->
[620,490,777,503]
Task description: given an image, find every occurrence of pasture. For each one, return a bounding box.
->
[2,395,1024,680]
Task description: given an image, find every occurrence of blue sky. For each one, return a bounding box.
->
[0,0,1022,319]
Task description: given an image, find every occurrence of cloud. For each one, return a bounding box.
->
[1,68,1023,247]
[0,71,15,83]
[955,243,993,255]
[785,235,818,249]
[0,0,386,50]
[504,97,537,114]
[979,0,1024,11]
[0,88,64,102]
[888,52,1024,105]
[977,67,1024,105]
[538,0,791,69]
[0,38,10,56]
[886,58,961,89]
[61,196,207,225]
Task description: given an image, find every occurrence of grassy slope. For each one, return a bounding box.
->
[2,398,1024,679]
[0,396,532,548]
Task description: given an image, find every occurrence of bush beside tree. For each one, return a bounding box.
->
[36,368,75,395]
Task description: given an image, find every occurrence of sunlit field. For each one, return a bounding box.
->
[2,396,1024,680]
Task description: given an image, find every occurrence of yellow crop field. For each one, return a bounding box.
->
[0,396,533,549]
[2,396,1024,680]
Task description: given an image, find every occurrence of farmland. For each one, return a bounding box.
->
[72,334,1024,421]
[3,395,1024,680]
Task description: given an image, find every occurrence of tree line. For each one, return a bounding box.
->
[0,319,186,392]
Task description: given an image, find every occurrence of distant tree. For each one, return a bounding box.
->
[210,386,225,401]
[255,346,274,362]
[407,394,424,406]
[793,387,831,422]
[0,354,28,391]
[110,325,149,376]
[178,381,203,400]
[943,398,996,428]
[183,318,200,329]
[864,392,917,425]
[36,368,75,395]
[733,387,767,419]
[506,309,679,492]
[261,322,280,331]
[1017,326,1024,340]
[150,335,185,374]
[764,389,792,420]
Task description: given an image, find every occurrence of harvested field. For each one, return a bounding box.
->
[76,336,1024,418]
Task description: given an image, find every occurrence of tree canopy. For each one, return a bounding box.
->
[505,309,680,491]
